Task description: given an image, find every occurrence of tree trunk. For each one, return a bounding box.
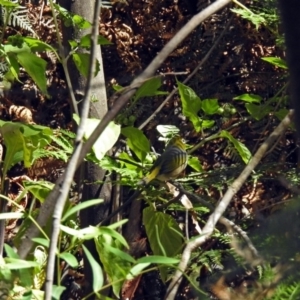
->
[58,1,111,298]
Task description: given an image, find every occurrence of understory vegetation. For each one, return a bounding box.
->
[0,0,299,299]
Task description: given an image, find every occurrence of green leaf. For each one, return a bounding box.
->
[23,37,58,54]
[54,4,91,29]
[0,0,19,7]
[126,262,150,279]
[62,199,103,222]
[219,130,252,164]
[0,121,52,173]
[4,244,19,258]
[188,156,202,172]
[82,245,104,295]
[23,181,53,203]
[201,119,215,129]
[245,103,271,120]
[96,233,131,297]
[121,127,150,162]
[59,253,78,268]
[143,207,183,258]
[79,34,112,48]
[72,14,91,29]
[4,42,31,54]
[103,244,135,263]
[134,77,168,101]
[177,81,202,132]
[31,238,50,248]
[233,94,262,103]
[72,53,90,78]
[5,258,39,269]
[262,57,288,69]
[99,227,129,249]
[74,114,121,161]
[17,52,48,96]
[52,285,66,300]
[137,255,180,265]
[274,108,289,121]
[201,99,220,115]
[0,122,26,174]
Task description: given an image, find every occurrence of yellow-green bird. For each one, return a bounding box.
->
[139,136,188,185]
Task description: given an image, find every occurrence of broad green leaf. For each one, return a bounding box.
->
[4,42,31,54]
[0,122,25,174]
[177,81,202,132]
[83,245,104,294]
[5,258,39,269]
[4,244,33,287]
[59,253,78,268]
[72,53,90,78]
[31,238,50,248]
[62,199,103,222]
[52,285,66,300]
[19,290,33,300]
[121,127,150,162]
[74,115,120,161]
[0,121,52,173]
[23,181,53,203]
[79,34,112,48]
[220,130,251,164]
[233,94,262,103]
[134,77,168,101]
[188,156,202,172]
[274,108,289,121]
[72,14,91,29]
[4,244,19,258]
[143,207,183,258]
[262,57,288,69]
[17,52,48,96]
[23,37,58,54]
[143,207,183,281]
[201,99,220,115]
[245,103,271,120]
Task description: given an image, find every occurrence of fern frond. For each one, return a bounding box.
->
[2,0,35,34]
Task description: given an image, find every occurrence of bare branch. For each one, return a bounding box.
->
[17,0,232,259]
[43,0,102,298]
[165,110,294,300]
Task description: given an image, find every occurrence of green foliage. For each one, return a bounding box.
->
[1,0,34,34]
[270,280,300,300]
[121,126,150,162]
[73,114,121,161]
[0,121,52,175]
[231,0,279,30]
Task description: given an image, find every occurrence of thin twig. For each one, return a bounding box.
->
[44,0,102,298]
[165,110,294,300]
[139,16,233,130]
[48,0,78,115]
[17,0,232,259]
